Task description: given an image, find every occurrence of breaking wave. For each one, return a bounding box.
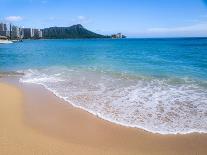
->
[19,67,207,134]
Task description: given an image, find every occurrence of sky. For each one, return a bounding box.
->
[0,0,207,37]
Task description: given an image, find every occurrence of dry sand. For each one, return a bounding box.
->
[0,81,207,155]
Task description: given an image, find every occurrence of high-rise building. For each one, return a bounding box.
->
[11,26,21,39]
[20,28,23,39]
[33,29,43,39]
[0,23,5,31]
[1,23,43,39]
[0,23,9,37]
[3,24,7,31]
[38,29,43,38]
[22,28,34,39]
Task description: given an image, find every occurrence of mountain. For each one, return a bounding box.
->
[42,24,107,39]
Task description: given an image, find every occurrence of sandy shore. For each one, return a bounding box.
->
[1,80,207,155]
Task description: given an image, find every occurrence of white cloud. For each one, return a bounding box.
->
[48,16,55,20]
[77,16,85,20]
[147,22,207,37]
[77,15,90,23]
[5,16,23,22]
[71,16,91,24]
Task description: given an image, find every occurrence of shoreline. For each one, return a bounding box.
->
[3,75,206,135]
[21,79,207,135]
[0,40,13,44]
[1,77,207,154]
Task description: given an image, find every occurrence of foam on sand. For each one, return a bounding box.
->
[19,67,207,134]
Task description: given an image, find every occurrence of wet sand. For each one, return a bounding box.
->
[0,80,207,155]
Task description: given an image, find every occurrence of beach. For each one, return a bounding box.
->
[0,78,207,155]
[1,0,207,153]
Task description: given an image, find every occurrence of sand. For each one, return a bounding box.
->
[0,81,207,155]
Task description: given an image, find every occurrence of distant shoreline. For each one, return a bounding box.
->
[0,40,13,44]
[19,36,207,40]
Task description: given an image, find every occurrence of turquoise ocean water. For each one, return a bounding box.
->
[0,38,207,134]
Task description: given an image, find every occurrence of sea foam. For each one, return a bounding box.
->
[19,67,207,134]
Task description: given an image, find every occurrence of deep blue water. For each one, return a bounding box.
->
[1,38,207,134]
[1,38,207,80]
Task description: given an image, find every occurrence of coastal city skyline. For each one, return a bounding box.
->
[0,0,207,38]
[0,23,43,40]
[0,22,125,40]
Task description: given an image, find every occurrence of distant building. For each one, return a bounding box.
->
[33,29,43,39]
[4,24,7,31]
[11,26,21,39]
[0,23,9,38]
[111,33,126,39]
[116,33,122,38]
[33,29,38,38]
[23,28,34,39]
[31,29,35,38]
[0,23,44,39]
[0,31,10,37]
[0,23,7,31]
[39,30,43,38]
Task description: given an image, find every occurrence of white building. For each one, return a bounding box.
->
[111,33,124,39]
[11,26,21,39]
[33,29,43,39]
[0,23,9,38]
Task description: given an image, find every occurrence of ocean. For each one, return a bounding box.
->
[0,38,207,134]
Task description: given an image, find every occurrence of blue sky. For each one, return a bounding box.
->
[0,0,207,37]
